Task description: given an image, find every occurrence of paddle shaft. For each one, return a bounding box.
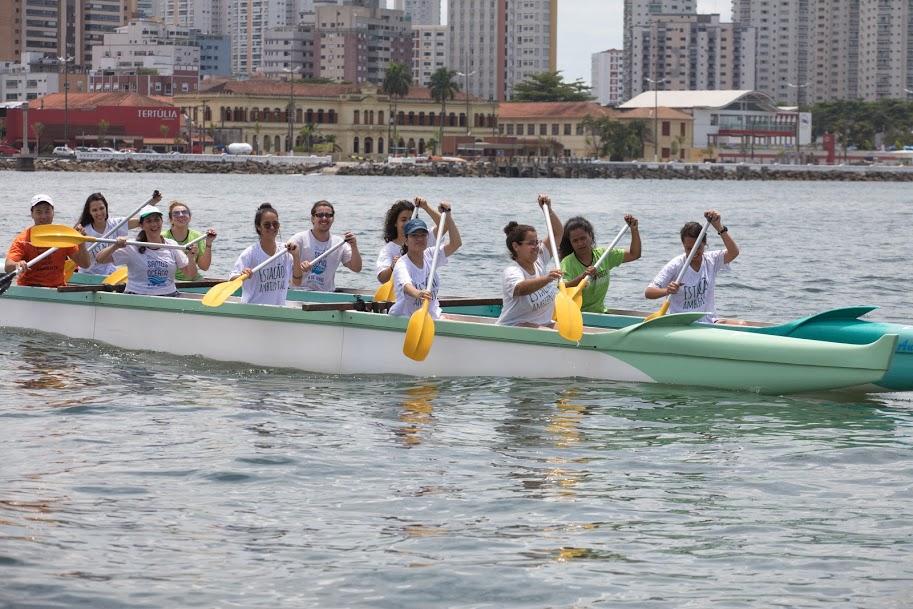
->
[541,203,562,272]
[578,224,631,289]
[673,219,712,285]
[243,243,293,278]
[100,194,158,239]
[424,210,448,297]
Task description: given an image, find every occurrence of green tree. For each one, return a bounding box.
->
[511,70,593,102]
[429,68,460,148]
[298,123,316,153]
[427,136,438,155]
[581,115,651,161]
[382,62,412,145]
[98,119,110,147]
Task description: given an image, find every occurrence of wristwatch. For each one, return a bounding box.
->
[717,226,728,235]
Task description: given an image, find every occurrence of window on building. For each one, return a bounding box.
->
[564,123,571,136]
[662,121,670,136]
[551,124,559,136]
[680,122,686,137]
[506,124,514,135]
[576,123,584,135]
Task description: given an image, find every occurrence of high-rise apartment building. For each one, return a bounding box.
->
[733,0,913,103]
[228,0,289,76]
[262,23,318,79]
[629,13,756,99]
[449,0,557,101]
[0,0,132,68]
[623,0,696,100]
[393,0,441,26]
[314,2,411,84]
[591,49,624,106]
[412,24,448,87]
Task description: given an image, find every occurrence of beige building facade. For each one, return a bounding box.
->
[175,79,495,158]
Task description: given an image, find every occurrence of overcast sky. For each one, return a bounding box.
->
[557,0,732,84]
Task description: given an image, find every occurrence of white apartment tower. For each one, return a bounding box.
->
[449,0,557,101]
[393,0,441,26]
[412,25,448,87]
[591,49,624,106]
[229,0,289,76]
[732,0,913,103]
[623,0,696,100]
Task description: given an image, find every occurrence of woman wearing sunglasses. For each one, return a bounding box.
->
[290,200,362,292]
[163,200,217,280]
[230,203,302,305]
[496,195,564,327]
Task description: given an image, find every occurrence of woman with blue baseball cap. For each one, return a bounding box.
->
[388,202,461,320]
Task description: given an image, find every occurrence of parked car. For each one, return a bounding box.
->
[96,147,119,154]
[53,145,76,157]
[0,143,19,156]
[139,147,159,154]
[120,147,136,153]
[75,146,90,153]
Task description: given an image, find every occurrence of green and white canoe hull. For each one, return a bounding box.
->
[0,285,897,395]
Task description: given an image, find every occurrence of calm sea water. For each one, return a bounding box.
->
[1,172,912,608]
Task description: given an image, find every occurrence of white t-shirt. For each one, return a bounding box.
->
[388,245,448,319]
[374,233,437,279]
[290,230,352,292]
[496,245,557,327]
[111,238,189,295]
[83,217,128,275]
[649,249,730,323]
[231,242,294,305]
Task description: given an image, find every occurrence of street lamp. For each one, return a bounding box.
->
[645,77,668,162]
[456,70,476,135]
[55,55,74,148]
[787,82,809,164]
[283,67,300,155]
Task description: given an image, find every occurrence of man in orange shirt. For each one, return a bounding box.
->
[4,194,90,287]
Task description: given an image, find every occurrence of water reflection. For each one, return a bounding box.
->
[544,389,590,499]
[395,384,439,448]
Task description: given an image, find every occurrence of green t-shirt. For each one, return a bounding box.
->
[560,246,625,313]
[164,227,206,281]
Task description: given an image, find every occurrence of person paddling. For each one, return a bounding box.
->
[645,209,740,323]
[559,214,641,313]
[163,200,217,281]
[291,200,362,292]
[375,197,441,286]
[5,194,90,287]
[75,191,156,275]
[94,206,197,296]
[230,203,302,305]
[389,203,461,319]
[496,195,564,328]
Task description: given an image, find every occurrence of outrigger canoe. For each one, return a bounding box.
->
[62,272,913,392]
[0,282,898,395]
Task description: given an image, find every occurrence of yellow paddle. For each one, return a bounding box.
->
[644,219,711,322]
[403,211,448,361]
[373,205,421,303]
[64,191,161,281]
[541,204,583,342]
[102,233,207,285]
[567,224,631,308]
[29,224,192,251]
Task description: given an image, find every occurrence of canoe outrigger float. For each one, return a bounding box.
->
[0,281,899,395]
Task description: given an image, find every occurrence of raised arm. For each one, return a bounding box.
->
[706,209,738,263]
[623,215,641,262]
[439,203,462,257]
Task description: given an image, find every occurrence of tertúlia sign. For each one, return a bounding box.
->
[137,108,179,120]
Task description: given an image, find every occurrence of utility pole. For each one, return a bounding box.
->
[787,82,809,164]
[456,70,476,135]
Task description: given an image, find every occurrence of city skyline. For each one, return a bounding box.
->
[558,0,731,85]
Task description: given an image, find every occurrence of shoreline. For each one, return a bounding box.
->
[3,157,913,181]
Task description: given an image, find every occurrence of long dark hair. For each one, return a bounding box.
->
[680,221,707,244]
[255,202,278,235]
[558,216,595,260]
[383,199,415,243]
[78,192,108,228]
[503,221,535,260]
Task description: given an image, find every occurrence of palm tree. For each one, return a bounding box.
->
[98,119,109,148]
[298,123,316,153]
[429,68,460,151]
[31,122,45,155]
[382,62,412,149]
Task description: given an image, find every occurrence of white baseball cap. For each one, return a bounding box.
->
[137,205,163,221]
[30,193,55,209]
